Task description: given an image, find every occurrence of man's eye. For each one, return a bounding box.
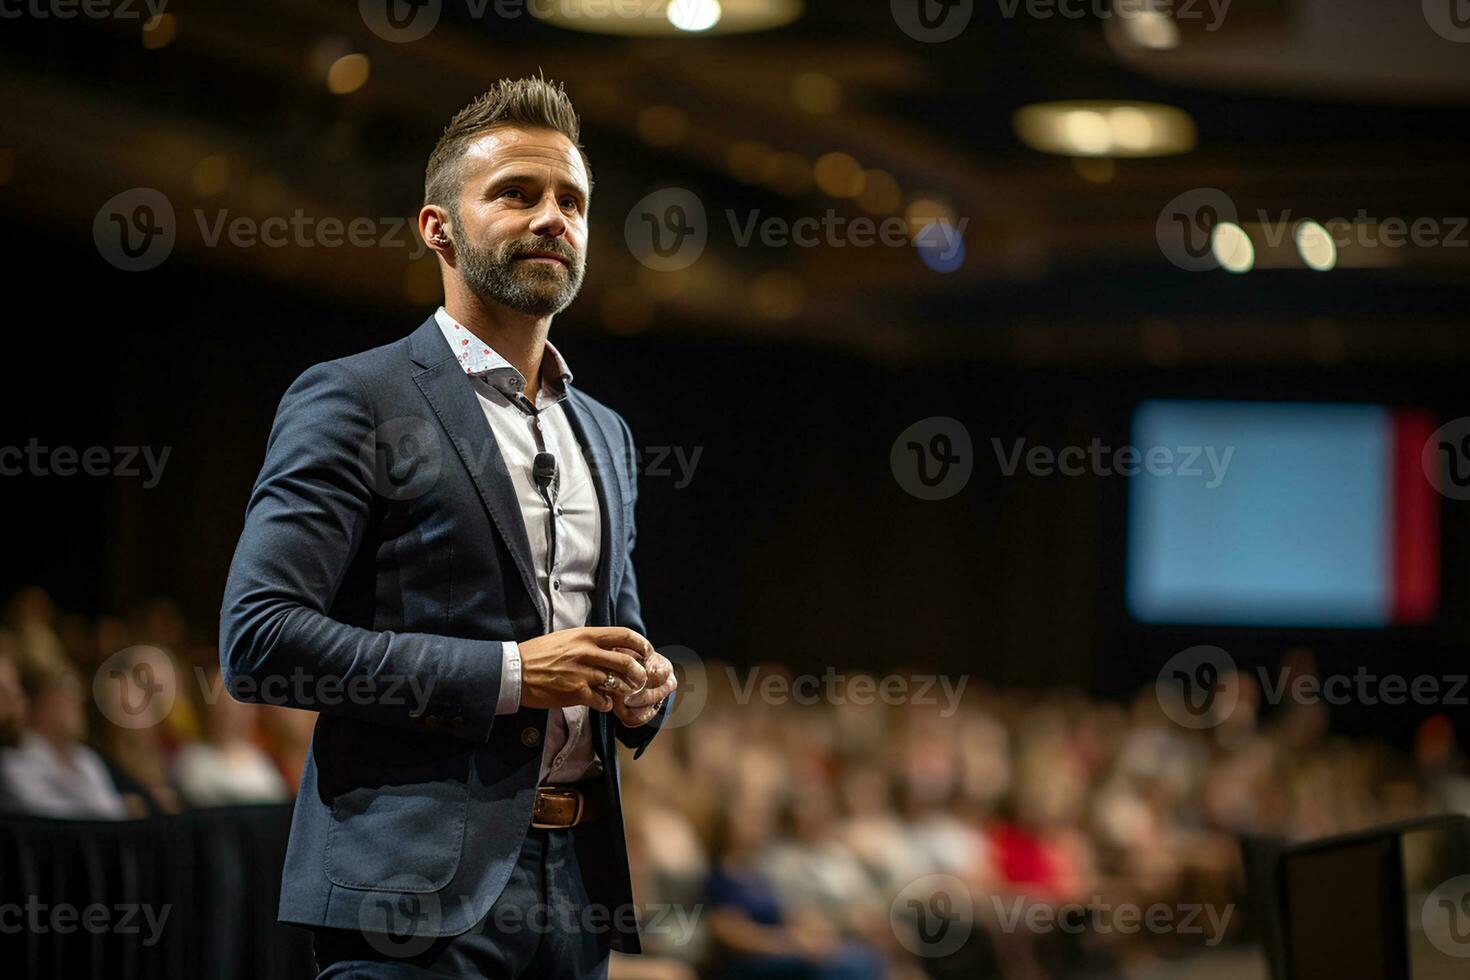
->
[501,188,524,200]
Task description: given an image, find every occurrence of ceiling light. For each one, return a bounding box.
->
[1295,220,1338,271]
[668,0,720,31]
[532,0,801,36]
[1117,7,1179,50]
[1211,222,1254,273]
[1013,101,1196,158]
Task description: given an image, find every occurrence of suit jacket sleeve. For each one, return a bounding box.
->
[610,413,674,759]
[219,361,504,740]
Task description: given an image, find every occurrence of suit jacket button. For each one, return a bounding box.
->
[520,727,541,747]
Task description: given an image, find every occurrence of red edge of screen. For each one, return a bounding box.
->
[1391,410,1439,624]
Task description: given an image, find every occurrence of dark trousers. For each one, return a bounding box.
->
[313,826,611,979]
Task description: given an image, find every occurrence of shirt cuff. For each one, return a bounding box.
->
[497,641,523,715]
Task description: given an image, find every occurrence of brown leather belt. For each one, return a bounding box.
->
[531,781,608,829]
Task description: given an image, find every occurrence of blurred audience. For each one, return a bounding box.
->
[171,665,288,807]
[2,585,1468,979]
[0,652,126,819]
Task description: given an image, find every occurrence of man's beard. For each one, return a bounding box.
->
[454,232,585,317]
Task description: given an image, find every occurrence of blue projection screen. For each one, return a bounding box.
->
[1125,400,1437,628]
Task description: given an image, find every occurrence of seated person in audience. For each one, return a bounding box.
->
[172,665,288,807]
[0,640,26,810]
[0,657,127,819]
[703,803,885,980]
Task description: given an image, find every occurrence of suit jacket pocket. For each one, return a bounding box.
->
[321,721,471,892]
[326,776,468,891]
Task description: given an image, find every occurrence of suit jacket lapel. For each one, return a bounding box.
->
[562,391,624,626]
[407,316,547,629]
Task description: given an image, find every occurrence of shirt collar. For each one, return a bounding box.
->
[433,306,574,406]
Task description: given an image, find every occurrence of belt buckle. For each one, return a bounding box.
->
[531,787,583,829]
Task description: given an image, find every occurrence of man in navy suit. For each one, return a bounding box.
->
[220,75,677,978]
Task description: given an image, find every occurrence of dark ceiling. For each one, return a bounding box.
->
[3,0,1469,363]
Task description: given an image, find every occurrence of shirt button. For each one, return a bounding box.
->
[552,580,561,591]
[520,727,541,747]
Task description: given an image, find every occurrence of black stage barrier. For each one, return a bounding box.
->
[0,804,315,980]
[1273,813,1470,980]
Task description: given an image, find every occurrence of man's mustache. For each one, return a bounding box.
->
[504,239,579,264]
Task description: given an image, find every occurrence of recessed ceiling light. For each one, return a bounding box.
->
[1295,220,1338,271]
[532,0,801,36]
[668,0,720,31]
[1013,101,1196,158]
[1116,7,1179,50]
[1211,222,1255,273]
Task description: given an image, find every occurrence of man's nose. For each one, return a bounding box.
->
[528,194,568,239]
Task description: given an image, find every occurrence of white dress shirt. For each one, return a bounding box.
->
[435,308,603,784]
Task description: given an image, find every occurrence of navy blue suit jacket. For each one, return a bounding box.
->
[219,314,670,952]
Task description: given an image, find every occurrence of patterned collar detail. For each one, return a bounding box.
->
[433,307,573,408]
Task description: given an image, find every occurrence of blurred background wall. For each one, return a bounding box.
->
[3,0,1470,740]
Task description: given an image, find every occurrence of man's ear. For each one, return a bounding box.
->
[418,205,453,256]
